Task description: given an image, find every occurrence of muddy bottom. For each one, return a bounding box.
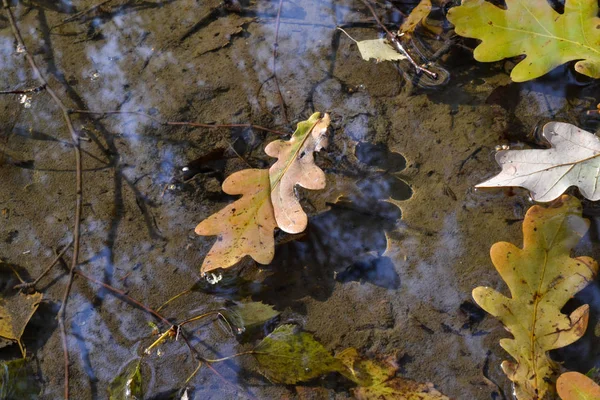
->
[1,0,600,399]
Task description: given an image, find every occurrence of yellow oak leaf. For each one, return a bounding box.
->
[265,112,330,234]
[448,0,600,82]
[474,195,598,399]
[195,169,277,275]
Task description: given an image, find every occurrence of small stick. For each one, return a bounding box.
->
[74,269,171,325]
[157,288,192,311]
[2,2,83,398]
[178,311,226,328]
[69,109,288,136]
[0,84,46,95]
[61,0,114,24]
[272,0,289,124]
[13,240,74,291]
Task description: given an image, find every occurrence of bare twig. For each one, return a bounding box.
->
[0,84,45,95]
[69,109,288,136]
[61,0,114,24]
[2,2,83,398]
[13,240,74,291]
[74,269,171,325]
[272,0,288,124]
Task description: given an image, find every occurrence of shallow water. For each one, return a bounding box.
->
[1,0,600,399]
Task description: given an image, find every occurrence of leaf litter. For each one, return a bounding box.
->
[0,289,42,357]
[477,122,600,201]
[195,113,330,273]
[557,371,600,400]
[448,0,600,81]
[473,195,597,399]
[266,112,330,233]
[252,325,449,398]
[0,358,40,399]
[195,168,277,275]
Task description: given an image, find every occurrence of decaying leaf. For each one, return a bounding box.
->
[265,112,330,234]
[356,39,407,62]
[0,358,40,399]
[447,0,600,82]
[338,28,407,63]
[253,324,345,384]
[108,359,143,400]
[400,0,432,36]
[0,291,42,357]
[336,348,449,399]
[224,300,280,333]
[476,122,600,202]
[473,195,598,399]
[195,169,278,275]
[557,372,600,400]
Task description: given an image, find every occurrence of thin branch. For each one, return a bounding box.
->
[61,0,114,24]
[272,0,288,124]
[359,0,394,36]
[74,269,171,325]
[13,240,74,290]
[178,311,225,328]
[0,84,45,95]
[204,350,255,363]
[2,2,83,398]
[69,109,288,136]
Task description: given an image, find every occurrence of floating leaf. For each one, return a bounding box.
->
[265,112,330,234]
[356,39,407,62]
[557,372,600,400]
[224,300,280,333]
[338,28,407,63]
[108,359,143,400]
[400,0,432,36]
[0,291,42,356]
[0,358,40,399]
[195,169,278,275]
[473,195,598,399]
[336,348,449,399]
[447,0,600,82]
[253,324,345,384]
[476,122,600,202]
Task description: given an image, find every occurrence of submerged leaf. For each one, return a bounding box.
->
[195,169,278,275]
[0,358,40,399]
[473,195,598,399]
[0,291,42,356]
[476,122,600,202]
[336,348,449,399]
[447,0,600,81]
[253,324,345,384]
[399,0,432,36]
[557,372,600,400]
[108,359,143,400]
[265,113,330,234]
[224,300,280,333]
[355,39,407,62]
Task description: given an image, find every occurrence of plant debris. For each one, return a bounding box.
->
[557,371,600,400]
[0,290,42,357]
[477,122,600,201]
[473,195,598,399]
[266,112,330,233]
[448,0,600,81]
